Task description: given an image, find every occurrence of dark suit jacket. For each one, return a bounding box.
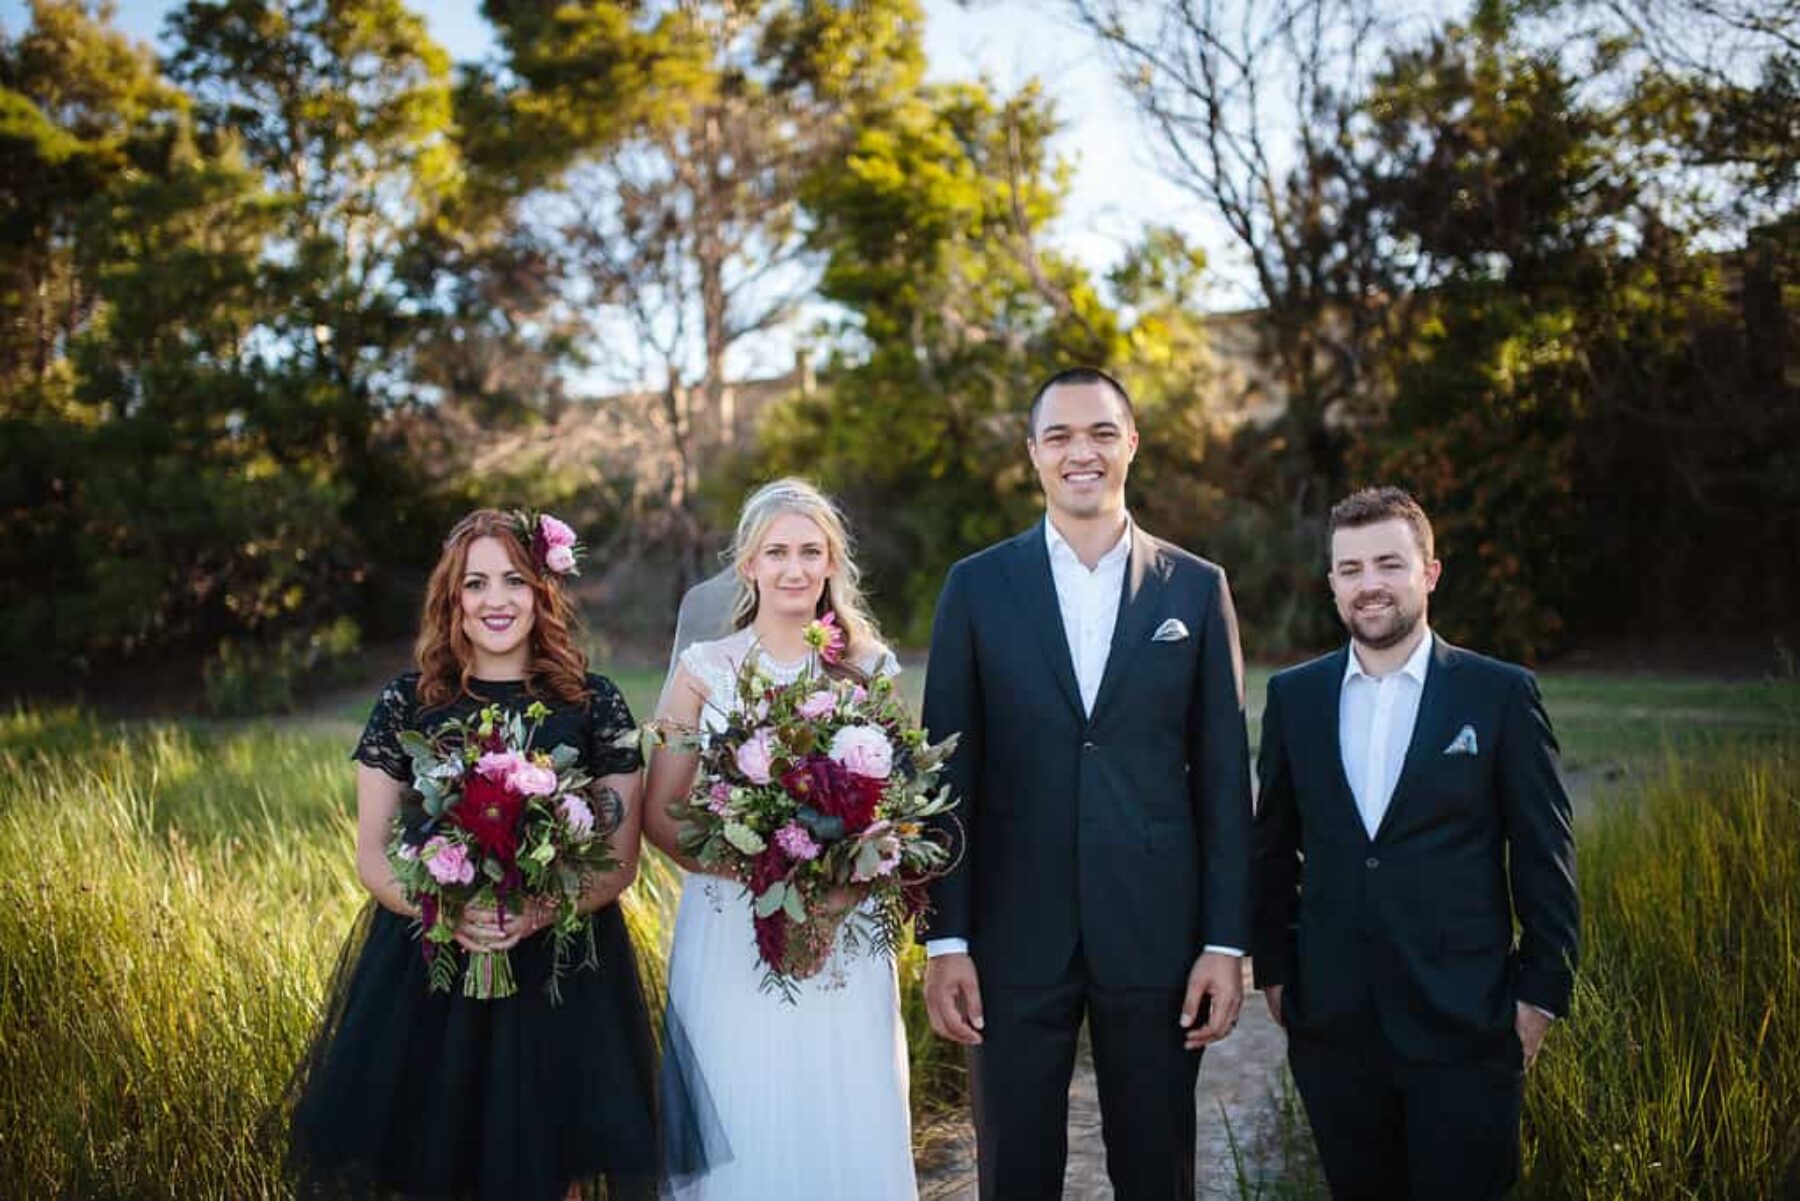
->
[1252,638,1579,1061]
[920,521,1253,990]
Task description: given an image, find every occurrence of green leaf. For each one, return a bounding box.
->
[782,885,808,925]
[753,882,787,918]
[723,822,767,855]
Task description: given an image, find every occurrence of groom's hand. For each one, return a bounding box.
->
[1181,951,1244,1049]
[924,953,986,1045]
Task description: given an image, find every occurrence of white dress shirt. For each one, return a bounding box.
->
[1339,628,1434,839]
[1045,516,1132,716]
[928,516,1241,960]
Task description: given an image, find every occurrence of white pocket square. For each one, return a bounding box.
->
[1151,618,1190,643]
[1443,725,1480,756]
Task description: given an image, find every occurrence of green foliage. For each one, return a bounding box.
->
[1521,739,1800,1197]
[202,615,362,716]
[1346,18,1800,660]
[0,0,472,693]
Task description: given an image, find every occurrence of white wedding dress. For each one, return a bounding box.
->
[665,627,916,1200]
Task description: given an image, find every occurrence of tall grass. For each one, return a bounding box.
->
[0,707,959,1197]
[1522,739,1800,1198]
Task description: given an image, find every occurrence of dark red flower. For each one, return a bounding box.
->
[450,771,526,864]
[749,846,791,968]
[779,753,881,835]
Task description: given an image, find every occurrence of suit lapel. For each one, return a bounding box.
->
[1088,527,1167,724]
[1000,523,1084,719]
[1373,637,1460,843]
[1319,648,1369,842]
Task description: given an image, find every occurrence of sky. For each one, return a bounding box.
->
[1,0,1236,382]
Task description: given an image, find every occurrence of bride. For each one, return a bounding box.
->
[644,478,916,1200]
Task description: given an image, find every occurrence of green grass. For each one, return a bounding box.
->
[4,669,1796,1197]
[1520,737,1800,1197]
[0,706,953,1197]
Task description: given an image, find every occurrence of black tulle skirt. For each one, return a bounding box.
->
[287,901,660,1200]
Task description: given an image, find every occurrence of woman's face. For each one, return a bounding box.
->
[459,535,536,673]
[746,512,832,621]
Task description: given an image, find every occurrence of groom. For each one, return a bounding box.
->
[921,368,1253,1199]
[1252,486,1579,1198]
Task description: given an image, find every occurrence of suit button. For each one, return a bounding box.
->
[1365,857,1380,869]
[1082,741,1097,753]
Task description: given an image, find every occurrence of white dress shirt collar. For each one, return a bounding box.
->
[1044,513,1133,571]
[1344,626,1435,687]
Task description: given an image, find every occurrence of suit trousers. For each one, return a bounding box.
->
[1286,1016,1524,1200]
[968,948,1201,1200]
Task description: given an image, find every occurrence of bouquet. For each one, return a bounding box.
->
[662,619,960,1000]
[387,701,620,1001]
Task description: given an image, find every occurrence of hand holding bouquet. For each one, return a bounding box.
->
[387,702,620,1001]
[663,626,959,1001]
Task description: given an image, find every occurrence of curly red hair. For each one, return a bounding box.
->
[414,510,589,709]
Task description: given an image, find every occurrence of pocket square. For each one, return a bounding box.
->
[1151,618,1190,643]
[1443,725,1480,756]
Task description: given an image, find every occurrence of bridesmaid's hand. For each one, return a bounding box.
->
[454,903,553,953]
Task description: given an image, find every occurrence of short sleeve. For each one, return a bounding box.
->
[586,674,644,777]
[864,644,901,681]
[352,673,419,782]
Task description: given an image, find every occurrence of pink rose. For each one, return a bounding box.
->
[735,727,777,785]
[507,761,559,797]
[423,837,476,886]
[476,750,524,781]
[828,725,893,780]
[796,689,837,720]
[558,796,596,837]
[539,514,577,549]
[544,544,576,574]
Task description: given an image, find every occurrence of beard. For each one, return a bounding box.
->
[1343,591,1423,650]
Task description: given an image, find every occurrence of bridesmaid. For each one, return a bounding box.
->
[288,509,658,1200]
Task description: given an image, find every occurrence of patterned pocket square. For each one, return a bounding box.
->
[1151,618,1190,643]
[1443,725,1480,756]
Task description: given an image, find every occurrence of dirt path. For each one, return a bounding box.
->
[915,964,1316,1198]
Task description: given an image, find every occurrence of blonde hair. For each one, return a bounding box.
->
[728,478,883,670]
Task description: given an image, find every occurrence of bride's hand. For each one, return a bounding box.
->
[819,883,865,915]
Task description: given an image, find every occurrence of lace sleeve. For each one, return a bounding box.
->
[677,641,736,711]
[586,675,643,778]
[351,673,419,782]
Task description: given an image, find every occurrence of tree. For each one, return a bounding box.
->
[477,0,927,590]
[752,78,1123,638]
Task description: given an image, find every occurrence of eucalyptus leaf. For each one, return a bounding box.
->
[782,886,808,924]
[753,882,787,918]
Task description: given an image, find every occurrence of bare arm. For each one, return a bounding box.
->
[354,764,417,918]
[642,663,709,872]
[577,770,645,912]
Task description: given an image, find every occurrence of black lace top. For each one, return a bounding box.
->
[352,671,644,784]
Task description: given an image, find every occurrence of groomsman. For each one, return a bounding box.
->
[1252,486,1579,1199]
